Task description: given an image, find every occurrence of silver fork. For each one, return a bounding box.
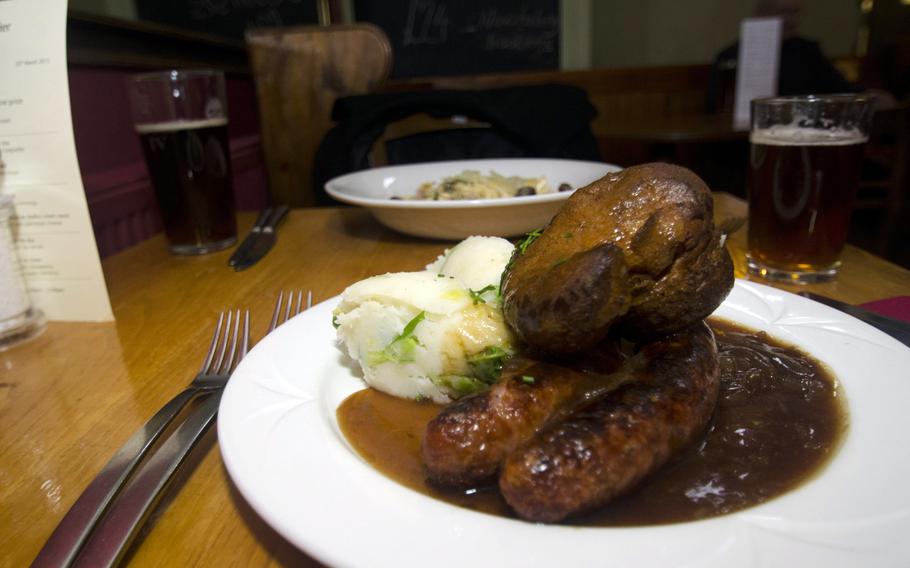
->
[269,289,311,332]
[70,293,309,567]
[32,310,250,568]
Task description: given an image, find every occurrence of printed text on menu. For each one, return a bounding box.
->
[0,0,112,321]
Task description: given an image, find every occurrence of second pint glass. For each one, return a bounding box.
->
[746,95,873,283]
[128,70,237,255]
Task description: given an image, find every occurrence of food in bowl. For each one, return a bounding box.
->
[398,170,571,200]
[324,159,618,239]
[335,163,846,525]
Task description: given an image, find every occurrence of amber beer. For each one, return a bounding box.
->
[746,95,872,283]
[747,128,867,276]
[137,118,237,254]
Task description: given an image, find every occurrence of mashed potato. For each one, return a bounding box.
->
[425,235,516,292]
[334,236,516,403]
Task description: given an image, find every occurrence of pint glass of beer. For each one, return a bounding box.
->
[128,70,237,255]
[746,95,873,283]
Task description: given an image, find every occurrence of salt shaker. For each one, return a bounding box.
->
[0,194,45,350]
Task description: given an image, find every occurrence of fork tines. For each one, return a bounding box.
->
[200,309,250,376]
[269,290,311,332]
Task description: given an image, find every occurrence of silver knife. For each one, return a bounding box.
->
[798,292,910,348]
[228,207,273,268]
[229,205,289,271]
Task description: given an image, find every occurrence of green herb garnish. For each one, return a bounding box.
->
[431,374,488,396]
[501,227,546,289]
[552,257,569,268]
[429,345,514,399]
[332,315,340,329]
[468,284,498,305]
[367,311,426,366]
[467,345,512,385]
[517,228,543,255]
[521,375,536,384]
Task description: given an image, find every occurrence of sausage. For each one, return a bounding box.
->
[422,346,628,487]
[498,322,720,523]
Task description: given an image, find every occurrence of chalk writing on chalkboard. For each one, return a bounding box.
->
[402,0,448,46]
[355,0,559,78]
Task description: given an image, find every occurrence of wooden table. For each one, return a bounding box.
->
[3,195,909,567]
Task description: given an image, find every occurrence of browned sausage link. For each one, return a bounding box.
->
[498,322,720,523]
[422,352,626,488]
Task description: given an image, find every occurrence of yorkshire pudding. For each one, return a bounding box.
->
[501,163,733,353]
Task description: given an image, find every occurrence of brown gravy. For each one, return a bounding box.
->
[337,318,847,525]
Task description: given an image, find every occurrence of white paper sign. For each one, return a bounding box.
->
[0,0,113,322]
[733,17,783,130]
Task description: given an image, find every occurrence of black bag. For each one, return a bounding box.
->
[312,84,601,205]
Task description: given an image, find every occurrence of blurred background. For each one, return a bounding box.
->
[63,0,909,266]
[69,0,896,76]
[66,0,877,72]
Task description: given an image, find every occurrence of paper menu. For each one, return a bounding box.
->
[0,0,113,321]
[733,17,783,130]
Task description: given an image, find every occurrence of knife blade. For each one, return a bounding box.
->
[230,205,289,271]
[798,292,910,348]
[228,207,273,268]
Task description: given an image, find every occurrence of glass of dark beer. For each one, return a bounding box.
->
[128,70,237,255]
[746,95,873,283]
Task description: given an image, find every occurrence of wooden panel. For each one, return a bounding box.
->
[385,64,714,137]
[247,24,392,206]
[388,64,711,96]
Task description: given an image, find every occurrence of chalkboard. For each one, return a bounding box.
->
[135,0,320,42]
[353,0,560,78]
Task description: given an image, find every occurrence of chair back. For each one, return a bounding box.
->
[247,24,392,206]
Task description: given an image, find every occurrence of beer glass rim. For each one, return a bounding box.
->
[131,69,223,84]
[752,93,874,106]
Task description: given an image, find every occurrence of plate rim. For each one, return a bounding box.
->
[218,279,910,568]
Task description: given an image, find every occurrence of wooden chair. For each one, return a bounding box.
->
[246,24,392,206]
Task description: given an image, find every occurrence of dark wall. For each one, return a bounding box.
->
[135,0,321,41]
[354,0,560,78]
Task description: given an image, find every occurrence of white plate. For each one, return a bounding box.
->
[324,158,621,239]
[218,280,910,568]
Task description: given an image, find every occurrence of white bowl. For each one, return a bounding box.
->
[324,158,621,240]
